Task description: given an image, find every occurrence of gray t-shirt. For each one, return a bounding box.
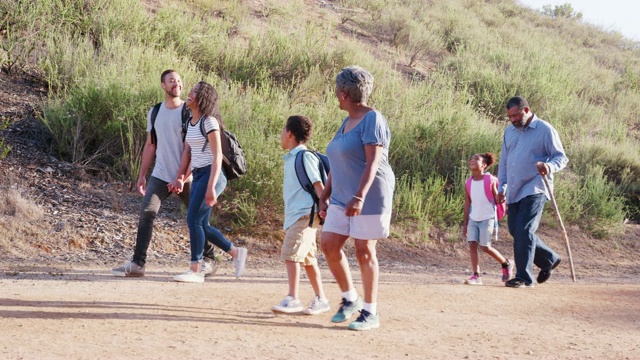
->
[325,110,395,215]
[146,102,186,183]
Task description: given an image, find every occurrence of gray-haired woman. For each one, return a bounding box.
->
[318,66,395,331]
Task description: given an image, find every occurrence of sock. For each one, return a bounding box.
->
[501,260,510,268]
[342,288,358,302]
[474,272,479,277]
[363,302,377,315]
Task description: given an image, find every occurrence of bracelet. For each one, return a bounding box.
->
[352,195,364,202]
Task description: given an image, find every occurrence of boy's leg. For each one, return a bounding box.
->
[286,260,301,299]
[281,217,317,298]
[305,262,325,299]
[302,261,331,315]
[132,177,171,267]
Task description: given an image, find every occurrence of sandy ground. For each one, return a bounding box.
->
[1,261,639,360]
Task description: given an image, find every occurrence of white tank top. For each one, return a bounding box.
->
[469,179,495,221]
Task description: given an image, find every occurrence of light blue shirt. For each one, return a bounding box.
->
[325,110,395,215]
[498,114,569,204]
[283,145,322,230]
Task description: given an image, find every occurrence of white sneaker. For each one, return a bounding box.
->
[173,270,205,283]
[465,275,483,285]
[303,296,330,315]
[201,260,217,277]
[272,296,304,314]
[233,247,248,278]
[111,261,145,277]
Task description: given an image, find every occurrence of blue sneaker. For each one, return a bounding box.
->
[330,297,363,323]
[348,309,380,331]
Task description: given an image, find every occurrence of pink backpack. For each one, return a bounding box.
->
[465,173,506,221]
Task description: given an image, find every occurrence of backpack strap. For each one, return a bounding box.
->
[465,177,472,196]
[483,173,500,241]
[181,103,191,142]
[295,150,322,227]
[483,174,495,204]
[149,102,162,145]
[199,116,208,152]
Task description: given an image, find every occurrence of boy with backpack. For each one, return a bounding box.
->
[462,153,513,285]
[272,115,330,315]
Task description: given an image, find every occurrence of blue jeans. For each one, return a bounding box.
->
[187,165,231,263]
[507,194,559,285]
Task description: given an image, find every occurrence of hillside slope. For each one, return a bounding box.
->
[1,0,639,274]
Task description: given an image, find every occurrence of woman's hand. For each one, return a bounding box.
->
[345,196,363,217]
[168,178,184,194]
[205,188,217,207]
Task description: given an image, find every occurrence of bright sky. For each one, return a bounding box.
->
[517,0,640,41]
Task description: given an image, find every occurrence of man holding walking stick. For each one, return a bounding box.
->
[497,96,569,288]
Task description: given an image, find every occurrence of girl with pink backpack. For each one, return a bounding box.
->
[462,153,513,285]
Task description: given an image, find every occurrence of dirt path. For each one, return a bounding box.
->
[1,262,639,360]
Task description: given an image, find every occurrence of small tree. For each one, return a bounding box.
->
[541,3,583,20]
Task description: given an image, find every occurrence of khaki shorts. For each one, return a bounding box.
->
[281,215,320,265]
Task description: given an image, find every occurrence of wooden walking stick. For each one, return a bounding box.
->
[541,175,577,282]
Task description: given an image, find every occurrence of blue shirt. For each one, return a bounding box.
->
[325,110,395,215]
[283,145,322,230]
[498,114,569,204]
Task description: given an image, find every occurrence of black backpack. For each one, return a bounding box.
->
[294,150,330,227]
[150,102,247,180]
[196,118,247,181]
[149,102,190,145]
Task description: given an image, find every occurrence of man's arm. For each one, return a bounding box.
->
[496,133,508,203]
[137,132,156,196]
[540,126,569,176]
[168,144,191,194]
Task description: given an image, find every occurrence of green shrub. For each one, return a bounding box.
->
[554,166,626,238]
[11,0,640,237]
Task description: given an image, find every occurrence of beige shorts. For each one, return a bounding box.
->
[281,215,320,266]
[322,204,391,239]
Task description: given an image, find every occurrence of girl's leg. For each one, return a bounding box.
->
[481,245,507,264]
[186,171,210,271]
[202,208,233,253]
[469,241,480,273]
[354,239,378,305]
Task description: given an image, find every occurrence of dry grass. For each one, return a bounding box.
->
[0,185,44,220]
[0,184,47,256]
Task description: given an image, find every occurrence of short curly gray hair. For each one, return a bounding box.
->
[336,66,374,104]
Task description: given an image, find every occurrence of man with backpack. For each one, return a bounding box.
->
[111,69,217,277]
